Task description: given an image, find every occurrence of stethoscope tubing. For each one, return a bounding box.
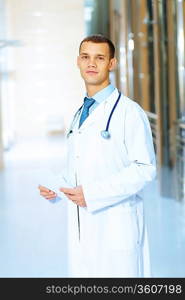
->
[104,91,121,132]
[67,90,122,139]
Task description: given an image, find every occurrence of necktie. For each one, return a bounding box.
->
[78,97,95,128]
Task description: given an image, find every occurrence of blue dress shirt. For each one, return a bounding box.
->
[86,83,115,115]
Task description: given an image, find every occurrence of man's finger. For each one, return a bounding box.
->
[45,196,57,200]
[38,185,56,194]
[38,185,50,192]
[41,191,56,196]
[66,195,80,201]
[60,187,75,194]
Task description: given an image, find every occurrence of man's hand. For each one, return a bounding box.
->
[38,185,57,200]
[60,185,86,207]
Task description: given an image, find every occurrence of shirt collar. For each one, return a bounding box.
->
[86,84,115,104]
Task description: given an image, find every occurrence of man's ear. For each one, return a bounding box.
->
[109,57,117,71]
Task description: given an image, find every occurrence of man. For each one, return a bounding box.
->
[38,34,156,277]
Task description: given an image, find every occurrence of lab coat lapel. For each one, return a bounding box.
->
[79,89,119,131]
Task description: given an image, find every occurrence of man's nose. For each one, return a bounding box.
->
[88,58,96,67]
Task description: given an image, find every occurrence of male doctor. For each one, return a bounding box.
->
[38,34,156,277]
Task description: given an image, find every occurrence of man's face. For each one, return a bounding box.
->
[77,41,116,86]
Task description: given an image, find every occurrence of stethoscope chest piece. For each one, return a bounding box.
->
[101,130,111,139]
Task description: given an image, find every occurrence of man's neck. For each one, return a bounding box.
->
[86,81,110,97]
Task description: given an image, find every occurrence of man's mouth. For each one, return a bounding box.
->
[86,70,98,74]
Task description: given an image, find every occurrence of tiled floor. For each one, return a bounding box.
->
[0,136,185,277]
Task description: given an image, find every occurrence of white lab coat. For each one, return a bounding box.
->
[56,88,156,277]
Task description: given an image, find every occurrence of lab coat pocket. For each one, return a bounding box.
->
[106,205,139,251]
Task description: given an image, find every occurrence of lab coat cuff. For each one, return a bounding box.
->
[49,196,62,204]
[82,181,122,213]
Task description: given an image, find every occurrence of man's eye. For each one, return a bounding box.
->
[98,57,104,60]
[81,56,88,59]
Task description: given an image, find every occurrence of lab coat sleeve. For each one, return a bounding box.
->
[83,102,157,213]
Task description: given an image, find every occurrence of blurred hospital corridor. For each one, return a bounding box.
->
[0,0,185,278]
[0,135,69,277]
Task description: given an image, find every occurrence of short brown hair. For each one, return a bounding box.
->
[79,34,115,59]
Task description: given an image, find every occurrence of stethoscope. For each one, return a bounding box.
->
[67,91,122,139]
